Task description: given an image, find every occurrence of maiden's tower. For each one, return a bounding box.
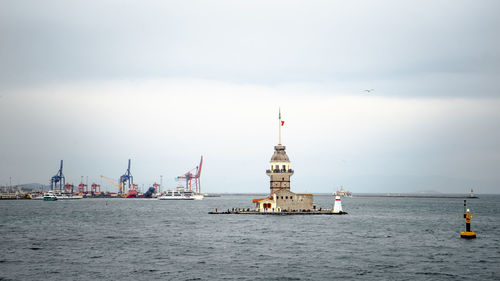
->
[253,110,314,212]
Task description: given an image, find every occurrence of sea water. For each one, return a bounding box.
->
[1,195,499,280]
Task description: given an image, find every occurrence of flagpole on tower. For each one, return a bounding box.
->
[279,108,282,145]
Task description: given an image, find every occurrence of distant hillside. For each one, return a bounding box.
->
[19,183,49,192]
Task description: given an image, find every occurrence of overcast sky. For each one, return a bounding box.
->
[1,0,499,194]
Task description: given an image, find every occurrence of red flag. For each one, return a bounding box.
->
[281,121,285,126]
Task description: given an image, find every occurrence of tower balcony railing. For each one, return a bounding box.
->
[266,169,294,174]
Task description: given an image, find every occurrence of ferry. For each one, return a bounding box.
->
[43,190,83,200]
[190,194,204,200]
[158,185,204,200]
[468,188,478,198]
[31,193,44,200]
[43,191,57,201]
[333,186,352,197]
[54,191,83,200]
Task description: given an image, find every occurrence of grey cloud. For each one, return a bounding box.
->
[1,0,499,97]
[1,1,500,194]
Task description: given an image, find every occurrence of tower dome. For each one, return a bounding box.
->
[270,145,290,162]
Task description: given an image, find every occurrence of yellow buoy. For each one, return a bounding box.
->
[460,200,477,239]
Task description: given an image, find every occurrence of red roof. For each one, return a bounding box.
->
[252,197,273,203]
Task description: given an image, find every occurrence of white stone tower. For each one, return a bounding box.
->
[266,109,294,194]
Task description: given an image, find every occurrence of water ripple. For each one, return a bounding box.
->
[0,195,499,280]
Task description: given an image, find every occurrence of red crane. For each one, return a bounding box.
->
[153,183,160,194]
[176,156,203,194]
[91,183,101,194]
[64,183,74,193]
[78,182,88,194]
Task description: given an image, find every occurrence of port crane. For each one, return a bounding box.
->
[91,183,101,194]
[100,175,121,192]
[100,159,134,195]
[176,156,203,194]
[64,183,74,193]
[78,182,88,193]
[152,182,160,194]
[50,160,65,191]
[119,159,134,194]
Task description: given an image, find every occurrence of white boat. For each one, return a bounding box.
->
[51,191,83,200]
[158,185,203,200]
[158,189,193,200]
[190,194,204,200]
[57,192,83,200]
[333,186,352,197]
[43,191,57,201]
[31,193,44,200]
